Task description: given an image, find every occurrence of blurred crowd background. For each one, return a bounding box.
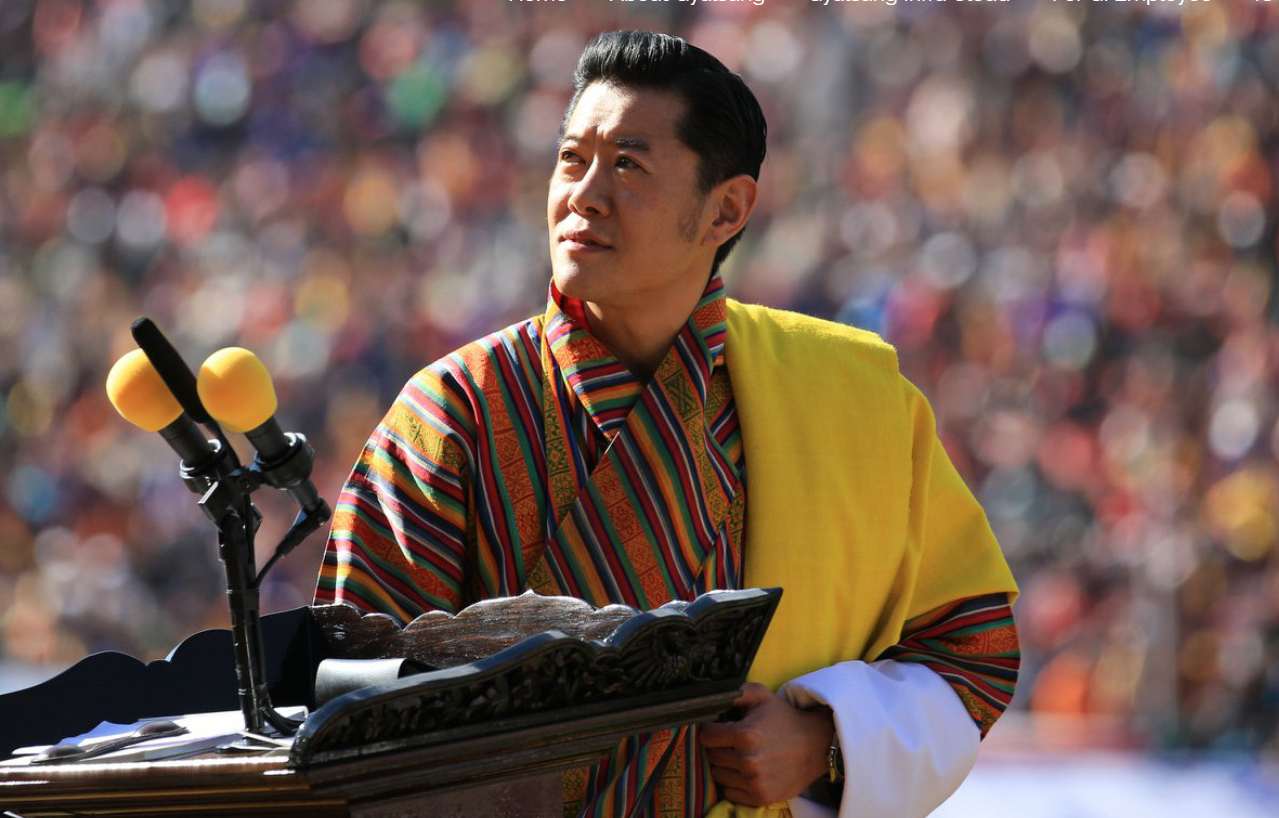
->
[0,0,1277,768]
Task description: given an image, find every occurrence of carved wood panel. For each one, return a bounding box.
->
[293,588,781,766]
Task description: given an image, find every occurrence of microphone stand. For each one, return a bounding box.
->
[129,317,329,741]
[181,432,330,741]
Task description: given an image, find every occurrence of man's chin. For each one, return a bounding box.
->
[551,267,607,301]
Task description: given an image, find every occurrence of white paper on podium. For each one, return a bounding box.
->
[3,706,306,765]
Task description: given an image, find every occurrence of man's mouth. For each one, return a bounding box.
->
[562,231,611,251]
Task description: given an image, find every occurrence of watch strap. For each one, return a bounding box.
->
[827,729,844,784]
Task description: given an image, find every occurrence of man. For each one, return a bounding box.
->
[316,30,1018,818]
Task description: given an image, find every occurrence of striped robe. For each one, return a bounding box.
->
[316,275,1018,817]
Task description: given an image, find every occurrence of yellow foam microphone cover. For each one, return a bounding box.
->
[197,347,278,434]
[106,348,184,432]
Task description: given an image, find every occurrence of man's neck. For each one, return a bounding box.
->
[583,301,683,382]
[582,276,710,382]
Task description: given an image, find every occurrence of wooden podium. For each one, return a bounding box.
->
[0,589,780,817]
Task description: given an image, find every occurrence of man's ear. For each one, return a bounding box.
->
[703,174,758,248]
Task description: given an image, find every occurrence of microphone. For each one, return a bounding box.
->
[106,349,232,485]
[197,347,327,515]
[131,317,212,424]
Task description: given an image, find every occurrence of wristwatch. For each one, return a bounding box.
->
[827,729,844,784]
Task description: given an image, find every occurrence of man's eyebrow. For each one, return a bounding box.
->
[558,134,654,152]
[610,135,652,152]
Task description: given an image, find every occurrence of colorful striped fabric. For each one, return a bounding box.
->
[881,593,1020,737]
[533,276,744,816]
[526,280,744,611]
[316,274,1019,816]
[319,275,743,816]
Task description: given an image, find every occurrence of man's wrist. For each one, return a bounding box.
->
[805,705,839,786]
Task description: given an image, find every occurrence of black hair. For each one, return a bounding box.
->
[564,30,768,275]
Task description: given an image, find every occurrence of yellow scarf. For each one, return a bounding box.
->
[708,302,1018,817]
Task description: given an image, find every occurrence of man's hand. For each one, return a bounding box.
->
[699,682,835,806]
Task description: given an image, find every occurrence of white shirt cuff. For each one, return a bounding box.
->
[779,660,981,818]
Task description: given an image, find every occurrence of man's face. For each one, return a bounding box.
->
[548,82,713,310]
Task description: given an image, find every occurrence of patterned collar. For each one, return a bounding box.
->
[543,274,729,438]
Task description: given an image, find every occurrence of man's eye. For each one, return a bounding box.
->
[616,156,638,170]
[559,150,582,164]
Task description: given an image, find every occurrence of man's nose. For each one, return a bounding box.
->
[567,158,610,217]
